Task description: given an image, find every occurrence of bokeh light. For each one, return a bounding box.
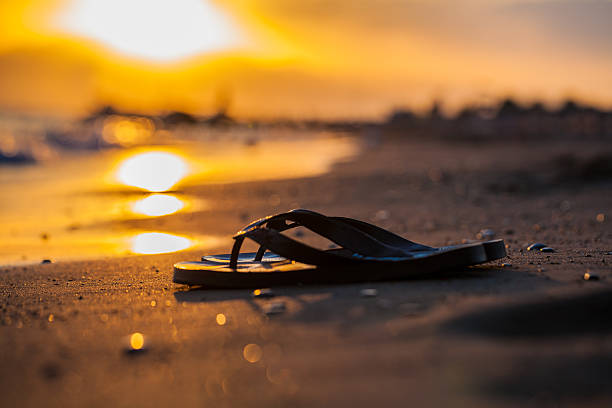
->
[129,332,145,350]
[117,151,188,192]
[243,343,263,363]
[130,232,191,254]
[131,194,185,217]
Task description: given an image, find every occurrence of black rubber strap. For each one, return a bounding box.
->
[330,217,433,252]
[245,209,432,262]
[230,227,400,270]
[229,210,424,270]
[234,209,407,259]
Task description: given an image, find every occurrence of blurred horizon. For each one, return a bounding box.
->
[1,0,612,120]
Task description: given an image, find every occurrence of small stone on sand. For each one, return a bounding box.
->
[263,302,286,315]
[360,288,378,297]
[527,243,547,251]
[41,259,52,264]
[252,288,275,298]
[477,229,495,240]
[374,209,389,221]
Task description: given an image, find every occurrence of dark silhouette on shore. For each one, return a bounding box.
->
[384,98,612,141]
[1,98,611,165]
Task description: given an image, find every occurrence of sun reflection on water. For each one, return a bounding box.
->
[116,151,189,192]
[131,194,185,216]
[130,232,192,254]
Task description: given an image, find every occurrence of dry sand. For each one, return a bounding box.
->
[1,135,611,407]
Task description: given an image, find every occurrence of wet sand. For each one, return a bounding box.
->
[1,135,611,407]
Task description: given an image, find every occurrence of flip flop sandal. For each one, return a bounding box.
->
[173,210,503,288]
[202,209,505,264]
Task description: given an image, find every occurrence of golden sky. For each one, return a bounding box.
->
[1,0,612,119]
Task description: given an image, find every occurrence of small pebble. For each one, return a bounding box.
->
[527,243,547,251]
[360,288,378,297]
[41,259,52,264]
[502,263,512,268]
[252,288,275,298]
[476,229,495,240]
[540,247,555,253]
[373,210,389,221]
[263,302,286,315]
[40,362,61,380]
[583,272,600,281]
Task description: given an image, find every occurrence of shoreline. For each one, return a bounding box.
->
[2,134,611,407]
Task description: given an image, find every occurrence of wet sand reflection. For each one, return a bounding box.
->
[131,194,185,217]
[130,232,192,255]
[116,151,189,192]
[0,134,358,263]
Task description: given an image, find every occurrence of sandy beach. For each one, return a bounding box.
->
[2,0,612,406]
[1,133,611,407]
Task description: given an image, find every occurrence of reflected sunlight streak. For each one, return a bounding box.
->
[116,151,189,192]
[131,194,185,217]
[130,232,192,254]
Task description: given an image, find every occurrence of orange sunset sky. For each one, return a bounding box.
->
[1,0,612,119]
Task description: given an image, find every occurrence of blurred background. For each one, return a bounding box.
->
[2,0,612,119]
[1,0,611,263]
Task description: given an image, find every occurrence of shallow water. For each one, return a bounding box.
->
[0,131,358,264]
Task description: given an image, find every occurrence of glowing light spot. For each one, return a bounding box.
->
[102,116,154,146]
[243,343,263,363]
[132,194,185,216]
[216,313,226,326]
[130,332,145,350]
[130,232,191,254]
[150,300,157,307]
[596,213,605,223]
[117,151,188,192]
[55,0,242,61]
[48,314,54,322]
